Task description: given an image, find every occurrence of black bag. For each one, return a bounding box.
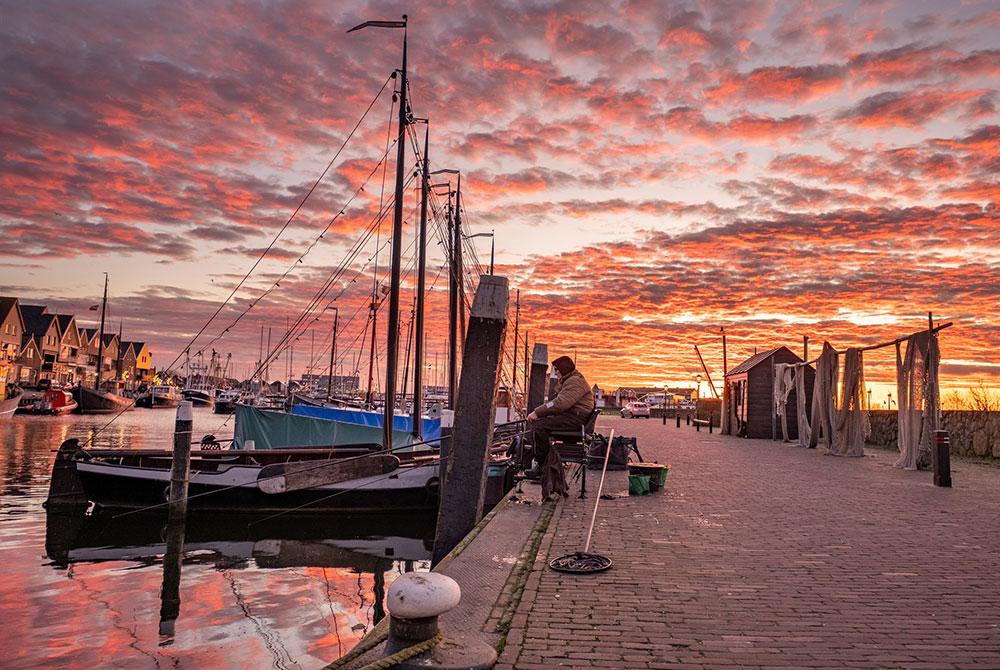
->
[588,434,631,470]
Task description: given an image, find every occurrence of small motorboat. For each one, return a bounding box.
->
[26,388,78,415]
[135,384,183,409]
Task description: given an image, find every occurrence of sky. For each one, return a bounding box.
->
[1,0,998,403]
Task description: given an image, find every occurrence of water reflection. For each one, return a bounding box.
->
[2,411,435,669]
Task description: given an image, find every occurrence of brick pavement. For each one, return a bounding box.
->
[496,416,1000,669]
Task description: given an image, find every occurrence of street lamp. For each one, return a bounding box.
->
[464,231,495,275]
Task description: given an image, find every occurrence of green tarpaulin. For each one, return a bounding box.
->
[233,405,415,450]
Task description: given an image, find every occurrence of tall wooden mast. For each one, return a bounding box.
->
[411,121,429,438]
[94,274,108,391]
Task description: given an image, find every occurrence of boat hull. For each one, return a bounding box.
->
[213,399,238,414]
[0,395,18,419]
[76,457,440,513]
[182,389,214,407]
[135,394,181,409]
[75,387,134,414]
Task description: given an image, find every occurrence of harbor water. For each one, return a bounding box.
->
[0,407,433,669]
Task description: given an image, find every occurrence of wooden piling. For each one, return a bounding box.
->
[158,517,186,637]
[168,401,193,520]
[433,276,509,566]
[527,343,549,413]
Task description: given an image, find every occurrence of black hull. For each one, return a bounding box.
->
[213,400,238,414]
[135,395,181,409]
[75,387,133,414]
[77,467,439,514]
[183,390,214,407]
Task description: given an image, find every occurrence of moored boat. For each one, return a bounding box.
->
[135,384,182,408]
[48,439,443,513]
[0,391,20,419]
[25,388,77,415]
[75,385,133,414]
[213,389,242,414]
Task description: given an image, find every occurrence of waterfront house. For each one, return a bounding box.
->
[53,314,82,385]
[120,341,152,388]
[79,327,120,387]
[724,346,815,440]
[15,334,41,385]
[21,305,66,384]
[0,297,25,385]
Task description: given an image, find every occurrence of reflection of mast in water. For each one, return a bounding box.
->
[158,518,186,640]
[372,569,386,625]
[223,569,293,670]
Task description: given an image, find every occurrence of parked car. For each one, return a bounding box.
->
[620,402,650,418]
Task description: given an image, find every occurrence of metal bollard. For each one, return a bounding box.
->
[384,572,495,669]
[709,414,713,434]
[933,430,952,488]
[686,414,690,426]
[675,413,680,428]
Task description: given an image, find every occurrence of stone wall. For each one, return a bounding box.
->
[867,409,1000,460]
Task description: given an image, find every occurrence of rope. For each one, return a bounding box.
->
[324,628,443,670]
[357,630,443,670]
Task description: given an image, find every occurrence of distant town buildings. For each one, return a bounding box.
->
[0,297,155,389]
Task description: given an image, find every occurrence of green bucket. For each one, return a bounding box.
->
[628,474,651,496]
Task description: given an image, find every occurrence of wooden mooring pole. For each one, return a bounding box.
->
[433,276,509,566]
[527,342,549,413]
[168,401,193,520]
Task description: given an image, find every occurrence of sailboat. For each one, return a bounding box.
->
[45,17,513,515]
[75,275,133,414]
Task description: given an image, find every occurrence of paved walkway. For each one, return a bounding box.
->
[496,416,1000,669]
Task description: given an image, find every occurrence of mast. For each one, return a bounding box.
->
[411,123,429,438]
[94,273,108,391]
[522,329,529,416]
[380,15,409,451]
[366,295,377,407]
[400,298,415,411]
[512,289,520,412]
[327,308,338,401]
[116,320,123,385]
[455,174,465,367]
[447,191,458,409]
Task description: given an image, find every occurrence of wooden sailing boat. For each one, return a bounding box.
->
[75,274,133,414]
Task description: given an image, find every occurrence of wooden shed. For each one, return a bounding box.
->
[724,346,814,440]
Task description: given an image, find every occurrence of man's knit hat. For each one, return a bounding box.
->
[551,356,575,375]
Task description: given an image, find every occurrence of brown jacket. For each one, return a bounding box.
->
[533,370,595,419]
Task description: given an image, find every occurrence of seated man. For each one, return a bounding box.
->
[526,355,595,477]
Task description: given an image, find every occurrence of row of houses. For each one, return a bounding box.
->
[0,297,154,389]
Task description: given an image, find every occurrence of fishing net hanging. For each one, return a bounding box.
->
[794,364,811,447]
[895,332,940,470]
[809,342,839,450]
[773,364,796,442]
[830,347,868,457]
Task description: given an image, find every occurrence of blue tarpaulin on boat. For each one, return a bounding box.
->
[232,405,416,450]
[290,405,441,444]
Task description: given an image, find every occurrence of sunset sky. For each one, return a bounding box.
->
[1,0,998,402]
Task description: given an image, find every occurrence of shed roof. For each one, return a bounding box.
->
[725,346,798,376]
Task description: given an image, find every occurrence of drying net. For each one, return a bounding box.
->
[895,332,940,470]
[809,342,839,450]
[794,363,811,448]
[773,363,796,442]
[830,347,868,457]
